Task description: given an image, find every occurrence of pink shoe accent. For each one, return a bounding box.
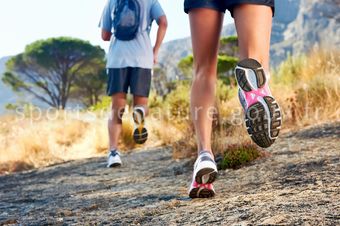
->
[191,181,214,190]
[244,84,272,107]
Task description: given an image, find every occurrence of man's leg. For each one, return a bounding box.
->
[130,67,151,144]
[189,8,224,156]
[233,4,272,71]
[108,93,127,150]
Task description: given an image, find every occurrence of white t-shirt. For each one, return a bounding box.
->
[99,0,165,69]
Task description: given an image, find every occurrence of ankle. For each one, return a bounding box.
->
[109,147,118,152]
[198,150,214,159]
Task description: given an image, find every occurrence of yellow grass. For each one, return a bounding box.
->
[272,49,340,127]
[1,50,338,174]
[0,109,178,174]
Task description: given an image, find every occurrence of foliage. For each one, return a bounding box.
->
[177,36,239,82]
[71,66,107,107]
[220,36,238,44]
[164,81,190,120]
[3,37,106,109]
[89,96,112,111]
[148,90,164,109]
[217,55,238,75]
[178,55,193,80]
[219,144,262,169]
[219,36,239,58]
[272,49,340,126]
[273,54,306,86]
[5,103,18,111]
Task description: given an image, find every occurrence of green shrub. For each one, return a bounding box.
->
[178,55,194,79]
[90,95,134,112]
[89,96,111,111]
[164,81,190,120]
[220,36,238,44]
[219,144,262,169]
[217,55,238,75]
[273,55,307,86]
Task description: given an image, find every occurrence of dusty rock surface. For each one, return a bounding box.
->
[0,123,339,225]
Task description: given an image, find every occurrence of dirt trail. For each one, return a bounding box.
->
[0,123,339,225]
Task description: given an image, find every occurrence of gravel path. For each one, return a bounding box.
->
[0,123,339,225]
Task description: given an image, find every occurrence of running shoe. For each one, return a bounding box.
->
[107,149,122,168]
[193,150,218,185]
[132,106,148,144]
[235,58,282,148]
[189,150,217,199]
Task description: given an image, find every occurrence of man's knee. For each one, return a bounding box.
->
[111,107,125,124]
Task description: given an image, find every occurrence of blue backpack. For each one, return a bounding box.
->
[113,0,141,41]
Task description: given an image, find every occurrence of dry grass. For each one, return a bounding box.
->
[1,50,338,174]
[120,117,136,151]
[272,49,340,127]
[0,109,174,174]
[55,120,89,146]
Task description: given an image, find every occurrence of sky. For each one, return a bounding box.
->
[0,0,233,57]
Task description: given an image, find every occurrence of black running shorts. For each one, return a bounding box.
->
[107,67,152,97]
[184,0,275,17]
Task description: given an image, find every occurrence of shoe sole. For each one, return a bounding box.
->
[194,159,218,184]
[189,187,215,199]
[235,59,282,148]
[195,167,218,185]
[133,109,148,144]
[108,163,122,168]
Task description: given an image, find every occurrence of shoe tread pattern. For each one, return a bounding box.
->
[245,96,281,148]
[189,188,215,199]
[195,168,217,184]
[133,127,148,144]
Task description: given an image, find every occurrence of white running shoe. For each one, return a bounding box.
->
[188,151,217,198]
[107,150,122,168]
[193,151,218,184]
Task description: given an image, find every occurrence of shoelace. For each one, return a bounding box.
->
[110,150,120,157]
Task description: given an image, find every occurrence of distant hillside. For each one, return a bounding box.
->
[0,56,17,114]
[0,57,41,115]
[158,0,340,80]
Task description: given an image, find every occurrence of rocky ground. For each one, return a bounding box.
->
[0,123,339,225]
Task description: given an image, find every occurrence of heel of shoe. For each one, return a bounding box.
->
[235,58,267,91]
[195,161,218,184]
[133,108,145,125]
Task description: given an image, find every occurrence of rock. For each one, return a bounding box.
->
[261,214,287,224]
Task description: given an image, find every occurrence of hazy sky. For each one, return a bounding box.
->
[0,0,233,56]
